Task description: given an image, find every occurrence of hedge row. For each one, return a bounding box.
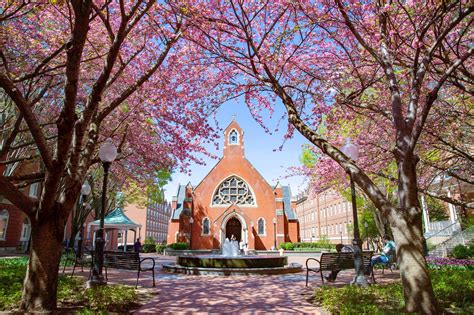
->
[140,238,189,253]
[279,241,335,251]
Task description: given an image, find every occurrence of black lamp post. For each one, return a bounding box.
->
[273,217,277,250]
[363,221,369,250]
[341,137,368,287]
[77,181,91,257]
[189,217,194,249]
[90,138,117,287]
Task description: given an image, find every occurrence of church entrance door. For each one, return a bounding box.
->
[225,217,242,242]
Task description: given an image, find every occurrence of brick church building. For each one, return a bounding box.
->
[167,120,299,250]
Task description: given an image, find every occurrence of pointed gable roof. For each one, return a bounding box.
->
[171,184,187,220]
[89,207,141,228]
[282,185,296,220]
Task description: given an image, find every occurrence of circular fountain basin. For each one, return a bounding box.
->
[163,255,302,275]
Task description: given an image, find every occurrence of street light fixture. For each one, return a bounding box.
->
[272,217,277,250]
[77,181,91,257]
[90,138,117,287]
[81,181,91,196]
[363,221,369,250]
[189,217,194,249]
[341,137,368,286]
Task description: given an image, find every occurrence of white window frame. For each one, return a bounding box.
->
[202,217,211,236]
[257,217,266,236]
[0,210,9,240]
[29,182,40,198]
[211,176,257,207]
[228,129,239,145]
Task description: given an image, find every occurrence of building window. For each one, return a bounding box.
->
[0,210,9,240]
[29,183,40,198]
[202,217,210,235]
[229,130,239,144]
[212,176,255,205]
[257,218,265,235]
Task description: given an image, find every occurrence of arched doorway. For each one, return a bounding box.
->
[225,217,242,242]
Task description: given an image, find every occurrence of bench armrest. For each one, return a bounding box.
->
[140,257,156,270]
[305,258,321,271]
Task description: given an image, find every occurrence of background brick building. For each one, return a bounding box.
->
[125,197,172,244]
[295,188,353,244]
[167,120,299,250]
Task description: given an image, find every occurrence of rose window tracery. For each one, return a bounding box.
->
[212,176,255,205]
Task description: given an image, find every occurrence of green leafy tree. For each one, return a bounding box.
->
[124,169,171,207]
[425,196,449,222]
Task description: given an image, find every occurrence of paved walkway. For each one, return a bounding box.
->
[66,254,400,314]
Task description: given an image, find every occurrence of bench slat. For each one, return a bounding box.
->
[104,251,140,270]
[319,251,373,271]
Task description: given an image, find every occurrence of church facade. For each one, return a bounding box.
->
[167,121,299,250]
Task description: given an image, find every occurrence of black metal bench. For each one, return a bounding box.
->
[305,251,374,286]
[62,247,92,278]
[375,253,397,275]
[104,251,156,288]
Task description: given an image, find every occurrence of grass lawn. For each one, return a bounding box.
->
[0,257,147,314]
[311,260,474,314]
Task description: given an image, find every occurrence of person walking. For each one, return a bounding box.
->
[134,238,142,253]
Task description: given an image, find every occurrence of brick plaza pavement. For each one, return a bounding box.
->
[65,253,400,314]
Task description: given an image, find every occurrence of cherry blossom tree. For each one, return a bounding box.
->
[186,1,473,313]
[0,1,223,311]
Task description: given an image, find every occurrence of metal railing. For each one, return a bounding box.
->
[0,241,30,253]
[425,220,461,239]
[428,226,474,257]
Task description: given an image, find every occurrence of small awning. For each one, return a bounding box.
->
[88,207,141,229]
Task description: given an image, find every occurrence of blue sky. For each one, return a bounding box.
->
[163,99,311,200]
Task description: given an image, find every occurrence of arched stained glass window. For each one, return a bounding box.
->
[229,130,238,144]
[212,176,255,205]
[257,218,265,235]
[202,217,210,235]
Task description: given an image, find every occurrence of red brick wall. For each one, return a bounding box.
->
[0,203,27,249]
[167,121,299,250]
[190,122,281,250]
[124,203,146,242]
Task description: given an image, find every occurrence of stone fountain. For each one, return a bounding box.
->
[163,238,302,275]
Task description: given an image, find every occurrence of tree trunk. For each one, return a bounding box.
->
[392,219,439,313]
[393,154,439,314]
[20,214,65,312]
[69,221,78,249]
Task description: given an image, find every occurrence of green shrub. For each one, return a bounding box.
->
[450,244,473,259]
[142,237,156,253]
[313,269,474,314]
[279,242,295,250]
[0,258,28,310]
[313,283,405,314]
[285,241,335,250]
[156,244,167,254]
[167,242,189,250]
[431,269,474,309]
[0,257,139,313]
[84,284,137,312]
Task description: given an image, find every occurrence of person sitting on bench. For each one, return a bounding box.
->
[366,235,395,275]
[324,243,352,282]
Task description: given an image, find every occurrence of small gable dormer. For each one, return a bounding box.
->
[223,120,244,158]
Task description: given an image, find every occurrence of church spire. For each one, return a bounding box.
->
[223,120,244,158]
